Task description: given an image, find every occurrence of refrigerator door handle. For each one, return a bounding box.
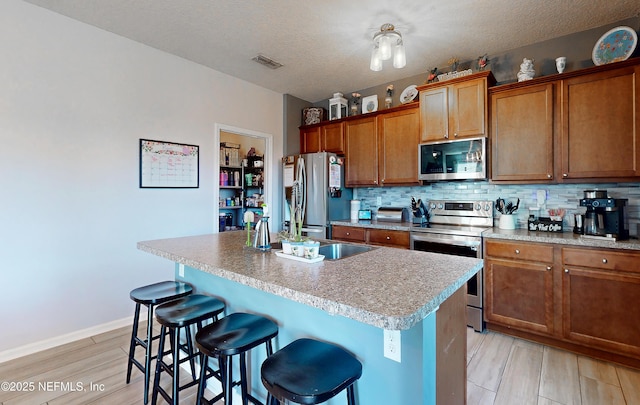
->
[301,227,323,234]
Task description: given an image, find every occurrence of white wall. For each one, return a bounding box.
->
[0,0,283,354]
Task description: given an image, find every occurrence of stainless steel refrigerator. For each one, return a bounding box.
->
[282,152,352,239]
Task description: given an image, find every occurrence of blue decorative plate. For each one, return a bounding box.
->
[592,26,637,66]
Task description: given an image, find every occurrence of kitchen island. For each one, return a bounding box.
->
[137,232,482,405]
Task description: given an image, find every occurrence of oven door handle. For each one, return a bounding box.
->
[410,234,480,250]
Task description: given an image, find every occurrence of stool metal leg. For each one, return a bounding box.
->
[239,353,248,405]
[151,325,166,405]
[143,303,154,404]
[196,353,208,404]
[172,327,181,405]
[126,302,141,384]
[347,385,356,405]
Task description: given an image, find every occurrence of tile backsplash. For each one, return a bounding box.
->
[353,181,640,237]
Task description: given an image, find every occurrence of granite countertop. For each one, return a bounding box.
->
[484,228,640,251]
[137,232,482,330]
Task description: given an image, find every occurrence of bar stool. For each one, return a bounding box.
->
[127,280,193,404]
[151,294,226,405]
[261,338,363,405]
[195,312,279,405]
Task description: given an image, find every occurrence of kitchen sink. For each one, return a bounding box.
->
[318,243,373,260]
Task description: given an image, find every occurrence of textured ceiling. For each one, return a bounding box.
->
[22,0,640,102]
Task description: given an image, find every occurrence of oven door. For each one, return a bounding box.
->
[410,232,482,258]
[410,232,484,331]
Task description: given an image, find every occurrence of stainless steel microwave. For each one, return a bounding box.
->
[418,137,487,181]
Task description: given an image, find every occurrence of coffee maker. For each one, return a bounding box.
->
[579,190,629,240]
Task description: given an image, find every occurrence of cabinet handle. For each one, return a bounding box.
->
[602,258,608,264]
[346,232,350,236]
[547,174,552,179]
[515,249,520,254]
[564,269,569,273]
[386,236,391,240]
[563,173,568,178]
[546,266,551,271]
[444,133,449,139]
[454,133,458,137]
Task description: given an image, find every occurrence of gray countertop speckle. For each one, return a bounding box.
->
[137,232,482,330]
[483,229,640,250]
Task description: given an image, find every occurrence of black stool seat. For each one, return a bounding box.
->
[261,338,363,405]
[130,280,193,305]
[126,280,193,404]
[152,294,225,405]
[196,313,279,405]
[155,293,225,328]
[196,312,279,356]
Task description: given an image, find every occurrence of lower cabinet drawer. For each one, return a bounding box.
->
[332,225,366,242]
[368,229,409,249]
[563,247,640,274]
[485,240,553,262]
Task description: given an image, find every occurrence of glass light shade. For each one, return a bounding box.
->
[379,35,392,60]
[393,41,406,68]
[370,46,382,71]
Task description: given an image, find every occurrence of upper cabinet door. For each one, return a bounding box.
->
[322,121,345,154]
[345,116,378,186]
[300,126,321,154]
[420,87,449,141]
[561,65,640,180]
[419,72,494,142]
[491,83,555,182]
[377,106,420,186]
[450,78,487,139]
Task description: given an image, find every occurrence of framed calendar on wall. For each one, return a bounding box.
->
[139,139,199,188]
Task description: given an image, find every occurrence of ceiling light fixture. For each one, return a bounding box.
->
[370,23,406,71]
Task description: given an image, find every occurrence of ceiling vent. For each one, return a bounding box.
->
[252,54,283,69]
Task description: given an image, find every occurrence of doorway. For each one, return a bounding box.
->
[214,124,273,233]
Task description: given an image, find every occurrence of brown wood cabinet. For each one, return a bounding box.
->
[321,121,345,154]
[484,240,554,335]
[418,71,495,142]
[300,126,321,154]
[490,58,640,183]
[331,225,366,243]
[344,104,419,187]
[562,247,640,357]
[345,116,378,186]
[485,237,640,367]
[300,121,344,154]
[560,64,640,180]
[332,225,409,249]
[490,83,554,181]
[377,107,420,186]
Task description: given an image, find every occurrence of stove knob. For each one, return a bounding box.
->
[437,203,444,209]
[475,203,481,211]
[430,203,436,209]
[484,204,491,211]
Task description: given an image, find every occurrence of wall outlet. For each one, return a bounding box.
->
[178,263,184,277]
[383,329,401,363]
[536,189,547,207]
[376,196,382,206]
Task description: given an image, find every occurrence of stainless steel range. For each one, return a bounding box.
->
[410,200,493,332]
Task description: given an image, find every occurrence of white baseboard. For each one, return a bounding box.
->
[0,315,139,364]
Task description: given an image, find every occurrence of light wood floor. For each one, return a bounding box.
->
[466,328,640,405]
[1,324,639,404]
